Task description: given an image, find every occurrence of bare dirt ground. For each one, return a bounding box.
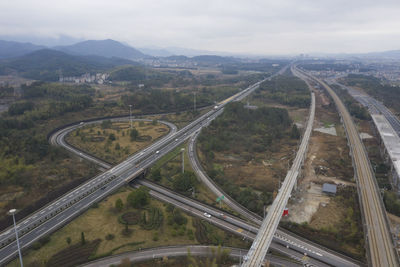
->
[284,89,356,225]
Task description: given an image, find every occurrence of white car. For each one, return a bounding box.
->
[156,150,160,154]
[203,212,211,218]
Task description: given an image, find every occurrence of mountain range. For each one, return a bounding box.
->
[0,49,139,81]
[54,39,147,60]
[0,40,45,59]
[0,39,148,60]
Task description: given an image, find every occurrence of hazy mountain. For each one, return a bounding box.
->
[191,55,238,64]
[0,35,84,47]
[163,55,189,61]
[165,46,223,57]
[361,50,400,60]
[137,47,173,57]
[54,39,147,60]
[0,49,138,81]
[0,40,45,59]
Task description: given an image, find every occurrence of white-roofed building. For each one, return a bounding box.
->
[372,114,400,193]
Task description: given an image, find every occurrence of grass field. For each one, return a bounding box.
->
[66,121,169,164]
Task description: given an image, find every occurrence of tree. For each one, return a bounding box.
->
[115,142,121,150]
[172,209,187,225]
[66,237,71,245]
[290,124,300,139]
[172,171,197,193]
[130,128,139,141]
[109,133,116,141]
[150,168,162,182]
[115,198,123,212]
[81,232,86,245]
[127,187,149,208]
[101,120,112,129]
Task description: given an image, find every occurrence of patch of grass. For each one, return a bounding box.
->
[140,206,164,230]
[119,211,141,225]
[66,121,169,164]
[47,239,101,267]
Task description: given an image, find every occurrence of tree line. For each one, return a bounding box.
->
[254,74,311,108]
[344,74,400,114]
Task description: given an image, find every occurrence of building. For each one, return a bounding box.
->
[322,183,337,196]
[371,114,400,193]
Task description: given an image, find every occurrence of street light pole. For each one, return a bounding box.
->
[181,148,185,174]
[129,105,133,129]
[9,209,23,267]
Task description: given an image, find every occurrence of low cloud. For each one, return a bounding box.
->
[1,0,399,54]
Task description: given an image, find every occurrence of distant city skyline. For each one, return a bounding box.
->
[1,0,400,55]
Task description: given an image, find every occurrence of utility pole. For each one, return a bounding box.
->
[181,148,185,173]
[129,105,133,129]
[264,204,266,218]
[9,209,23,267]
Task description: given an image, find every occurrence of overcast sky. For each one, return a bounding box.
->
[1,0,400,55]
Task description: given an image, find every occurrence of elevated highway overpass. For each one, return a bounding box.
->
[242,66,316,266]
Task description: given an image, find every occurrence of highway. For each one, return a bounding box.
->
[299,69,399,267]
[242,66,315,267]
[0,71,278,266]
[80,245,301,267]
[331,81,400,136]
[54,72,361,266]
[48,114,361,266]
[136,179,362,267]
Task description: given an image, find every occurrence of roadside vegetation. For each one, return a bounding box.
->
[7,186,247,267]
[0,64,268,228]
[66,120,169,164]
[281,187,365,260]
[0,82,99,230]
[330,84,370,120]
[147,143,233,212]
[253,73,311,108]
[343,74,400,115]
[198,101,300,215]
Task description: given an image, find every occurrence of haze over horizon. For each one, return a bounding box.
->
[1,0,400,55]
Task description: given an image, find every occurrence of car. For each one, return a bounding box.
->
[79,122,84,125]
[203,212,211,218]
[156,150,160,154]
[101,186,107,190]
[175,138,179,141]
